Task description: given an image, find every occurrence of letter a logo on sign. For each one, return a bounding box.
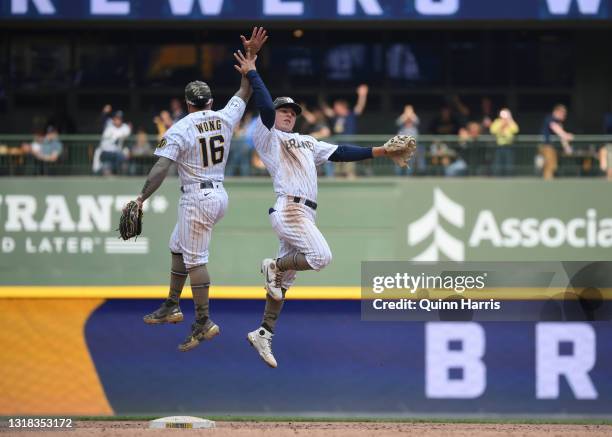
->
[407,188,465,261]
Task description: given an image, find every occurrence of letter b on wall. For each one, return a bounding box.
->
[426,322,486,398]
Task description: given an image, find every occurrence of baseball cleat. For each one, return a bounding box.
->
[143,301,184,325]
[178,320,220,352]
[261,258,283,301]
[247,326,278,368]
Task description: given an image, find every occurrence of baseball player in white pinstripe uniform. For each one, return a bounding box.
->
[234,38,409,368]
[134,29,268,352]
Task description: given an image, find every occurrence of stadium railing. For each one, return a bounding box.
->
[0,134,611,177]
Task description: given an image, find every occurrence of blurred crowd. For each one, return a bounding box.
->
[18,126,63,175]
[9,90,612,181]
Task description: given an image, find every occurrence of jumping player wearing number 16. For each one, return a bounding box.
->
[234,33,416,368]
[132,30,266,352]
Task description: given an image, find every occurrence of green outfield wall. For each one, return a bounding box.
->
[1,178,611,290]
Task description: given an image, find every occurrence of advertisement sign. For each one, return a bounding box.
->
[83,300,612,415]
[1,179,611,289]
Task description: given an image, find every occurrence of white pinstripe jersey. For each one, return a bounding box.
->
[253,118,337,202]
[154,96,246,184]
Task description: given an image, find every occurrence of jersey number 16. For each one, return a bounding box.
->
[199,135,225,168]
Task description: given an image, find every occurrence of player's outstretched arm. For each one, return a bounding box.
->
[234,50,275,129]
[233,27,268,106]
[135,156,173,207]
[328,144,378,162]
[234,73,252,104]
[327,140,414,166]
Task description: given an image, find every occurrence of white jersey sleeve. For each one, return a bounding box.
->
[312,138,338,166]
[218,96,247,128]
[154,127,185,162]
[253,116,275,156]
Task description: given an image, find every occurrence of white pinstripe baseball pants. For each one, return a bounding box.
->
[169,188,228,269]
[269,196,332,290]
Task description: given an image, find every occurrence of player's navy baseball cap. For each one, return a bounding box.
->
[185,81,212,107]
[273,97,302,116]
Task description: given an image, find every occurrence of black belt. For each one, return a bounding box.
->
[180,181,215,193]
[292,196,317,210]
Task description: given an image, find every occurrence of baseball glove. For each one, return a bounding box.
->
[118,200,143,241]
[383,135,417,167]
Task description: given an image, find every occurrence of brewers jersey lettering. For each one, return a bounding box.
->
[253,117,337,289]
[155,96,246,268]
[253,117,337,201]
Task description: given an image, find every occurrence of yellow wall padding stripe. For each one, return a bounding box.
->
[1,286,611,300]
[0,299,113,415]
[0,286,360,300]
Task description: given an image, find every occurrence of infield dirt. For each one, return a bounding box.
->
[3,421,611,437]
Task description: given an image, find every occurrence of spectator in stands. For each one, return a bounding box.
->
[153,110,173,140]
[397,104,419,137]
[430,105,460,136]
[449,95,470,128]
[490,108,519,176]
[128,127,153,175]
[460,121,482,141]
[170,98,186,122]
[93,110,131,175]
[301,105,332,176]
[301,104,331,140]
[479,97,495,130]
[446,121,482,177]
[320,84,369,178]
[395,104,425,175]
[131,127,152,157]
[599,145,612,181]
[22,126,63,175]
[600,111,612,181]
[539,104,574,180]
[100,104,113,130]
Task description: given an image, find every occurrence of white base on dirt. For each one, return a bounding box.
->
[148,416,216,429]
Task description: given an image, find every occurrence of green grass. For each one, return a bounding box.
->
[68,416,612,425]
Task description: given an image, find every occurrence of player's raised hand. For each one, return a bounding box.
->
[234,50,257,75]
[240,26,268,59]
